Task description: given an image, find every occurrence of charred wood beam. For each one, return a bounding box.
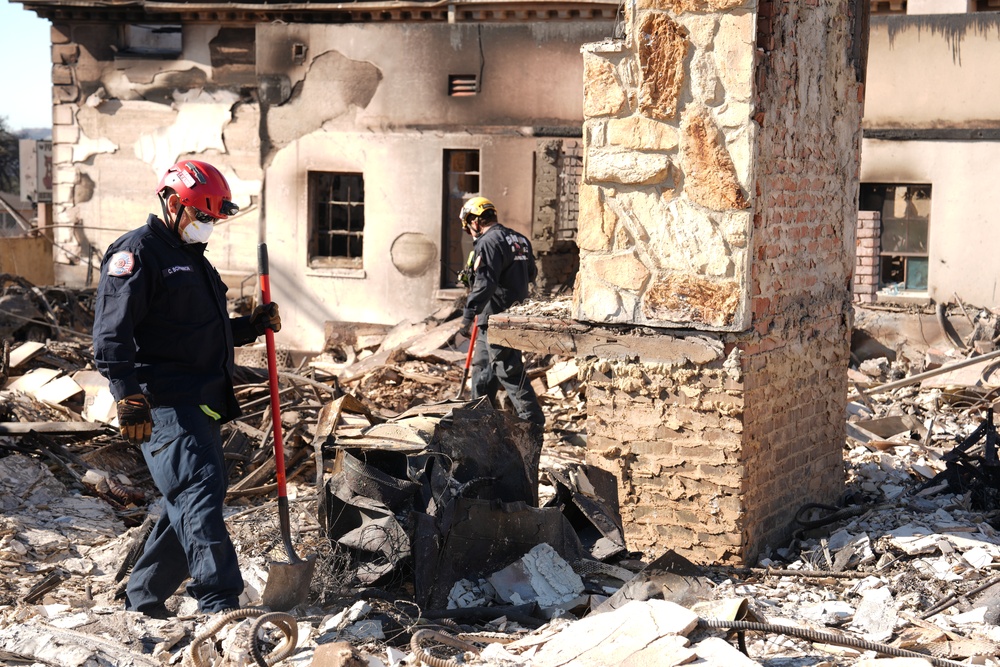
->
[487,315,724,363]
[0,421,107,435]
[421,603,545,628]
[864,128,1000,141]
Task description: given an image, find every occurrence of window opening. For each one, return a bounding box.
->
[308,172,364,269]
[118,24,182,58]
[441,150,480,288]
[556,143,583,242]
[860,183,930,292]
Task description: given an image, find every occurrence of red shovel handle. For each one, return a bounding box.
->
[456,316,478,400]
[258,243,287,496]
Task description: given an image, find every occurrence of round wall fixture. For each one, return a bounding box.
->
[391,232,437,277]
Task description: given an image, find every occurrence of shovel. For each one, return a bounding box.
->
[257,243,316,612]
[455,315,478,400]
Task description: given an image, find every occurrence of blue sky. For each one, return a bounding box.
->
[0,0,53,132]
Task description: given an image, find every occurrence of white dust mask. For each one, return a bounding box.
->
[181,219,214,244]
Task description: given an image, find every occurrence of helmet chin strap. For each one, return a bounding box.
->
[159,195,187,238]
[174,205,186,237]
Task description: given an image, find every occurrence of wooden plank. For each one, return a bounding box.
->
[546,359,579,387]
[0,421,107,434]
[378,320,430,353]
[323,320,393,352]
[9,341,46,368]
[405,319,465,362]
[487,316,724,365]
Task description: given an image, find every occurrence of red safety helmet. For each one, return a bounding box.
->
[156,160,239,219]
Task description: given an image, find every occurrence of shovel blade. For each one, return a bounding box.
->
[261,555,317,611]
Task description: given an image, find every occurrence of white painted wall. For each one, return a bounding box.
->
[265,131,542,351]
[860,13,1000,308]
[865,14,1000,128]
[860,139,1000,306]
[257,21,612,350]
[906,0,975,15]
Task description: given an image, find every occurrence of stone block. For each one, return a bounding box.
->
[642,274,741,327]
[587,148,671,186]
[607,115,679,152]
[680,109,749,211]
[584,52,627,118]
[590,252,651,291]
[637,13,688,121]
[577,183,616,252]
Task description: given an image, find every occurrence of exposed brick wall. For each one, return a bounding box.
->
[740,0,863,558]
[854,210,881,303]
[534,139,582,294]
[579,0,864,564]
[583,354,746,563]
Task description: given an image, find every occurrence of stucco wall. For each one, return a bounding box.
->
[47,16,612,349]
[257,21,613,350]
[861,13,1000,308]
[50,22,263,286]
[864,14,1000,128]
[265,131,546,350]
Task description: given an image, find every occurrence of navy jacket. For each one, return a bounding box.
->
[462,223,537,327]
[93,214,257,421]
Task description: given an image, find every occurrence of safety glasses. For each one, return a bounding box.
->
[193,209,220,224]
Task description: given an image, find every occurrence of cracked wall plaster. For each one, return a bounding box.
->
[134,89,240,178]
[72,131,117,163]
[266,50,382,158]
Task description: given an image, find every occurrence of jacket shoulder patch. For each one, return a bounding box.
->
[108,251,135,277]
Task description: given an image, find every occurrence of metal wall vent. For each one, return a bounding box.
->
[448,75,479,97]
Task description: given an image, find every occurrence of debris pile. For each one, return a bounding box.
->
[3,292,1000,665]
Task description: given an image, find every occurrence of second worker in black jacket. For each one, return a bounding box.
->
[457,197,545,426]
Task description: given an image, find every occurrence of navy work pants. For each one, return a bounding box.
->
[125,405,243,614]
[471,327,545,426]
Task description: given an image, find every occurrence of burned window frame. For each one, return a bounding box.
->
[308,171,365,270]
[441,149,481,289]
[117,24,183,59]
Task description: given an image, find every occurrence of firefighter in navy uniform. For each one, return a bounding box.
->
[457,197,545,426]
[93,160,281,618]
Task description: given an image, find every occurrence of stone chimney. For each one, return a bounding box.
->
[577,0,867,562]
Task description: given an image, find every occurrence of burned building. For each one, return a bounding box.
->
[14,0,618,350]
[854,2,1000,307]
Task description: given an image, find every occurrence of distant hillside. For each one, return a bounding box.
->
[17,128,52,140]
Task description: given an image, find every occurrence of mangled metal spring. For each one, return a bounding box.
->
[106,476,148,505]
[410,629,481,667]
[698,618,969,667]
[184,608,297,667]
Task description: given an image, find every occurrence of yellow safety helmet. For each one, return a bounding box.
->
[459,197,497,230]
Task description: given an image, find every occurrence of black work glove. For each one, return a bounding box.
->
[117,394,152,445]
[251,302,281,335]
[458,319,473,339]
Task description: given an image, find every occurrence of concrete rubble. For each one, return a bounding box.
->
[1,291,1000,666]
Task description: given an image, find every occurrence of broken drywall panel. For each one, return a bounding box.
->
[6,368,63,396]
[9,342,46,369]
[34,375,84,406]
[134,89,240,178]
[487,543,585,608]
[530,599,700,667]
